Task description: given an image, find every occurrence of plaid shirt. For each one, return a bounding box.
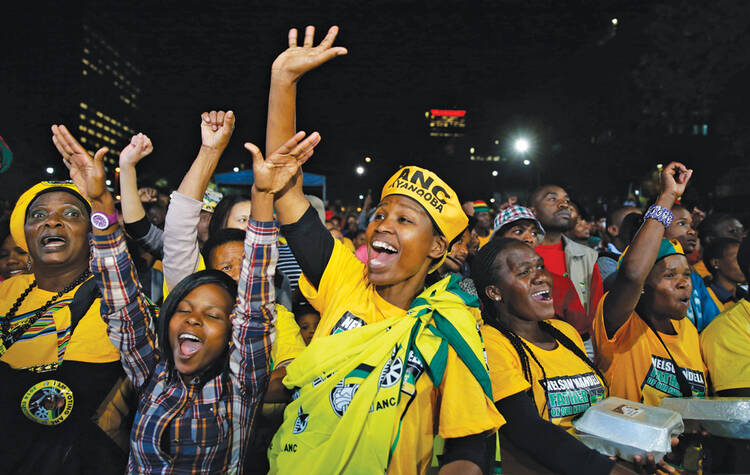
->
[91,220,277,474]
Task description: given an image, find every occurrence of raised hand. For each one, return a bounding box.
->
[272,25,348,82]
[119,133,154,168]
[51,124,108,202]
[138,187,158,203]
[201,110,235,151]
[246,131,321,194]
[660,161,693,200]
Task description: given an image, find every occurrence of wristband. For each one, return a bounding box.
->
[644,205,673,229]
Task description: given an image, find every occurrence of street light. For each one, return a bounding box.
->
[355,166,365,175]
[364,156,372,163]
[233,166,239,172]
[46,167,54,175]
[491,170,499,177]
[523,159,531,166]
[514,138,530,154]
[611,18,619,26]
[105,179,112,186]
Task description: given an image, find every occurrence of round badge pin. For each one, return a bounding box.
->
[20,379,74,425]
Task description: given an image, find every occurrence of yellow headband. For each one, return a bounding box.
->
[381,166,468,272]
[10,181,90,252]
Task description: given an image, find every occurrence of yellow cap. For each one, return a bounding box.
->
[381,166,468,271]
[10,181,90,252]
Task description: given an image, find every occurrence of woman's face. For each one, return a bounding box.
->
[713,242,745,284]
[24,191,90,268]
[500,220,543,247]
[169,283,233,379]
[665,207,697,253]
[353,231,367,250]
[225,201,252,230]
[644,254,692,319]
[442,230,471,273]
[366,195,446,286]
[209,241,244,282]
[488,243,554,321]
[0,234,30,279]
[297,312,320,345]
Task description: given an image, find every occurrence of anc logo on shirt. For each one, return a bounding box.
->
[20,379,74,426]
[540,372,606,419]
[293,406,309,434]
[331,312,367,335]
[641,355,706,397]
[329,380,360,417]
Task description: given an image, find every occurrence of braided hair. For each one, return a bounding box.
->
[471,238,608,418]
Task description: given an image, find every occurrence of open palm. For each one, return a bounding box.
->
[246,131,321,194]
[272,26,348,81]
[52,124,108,201]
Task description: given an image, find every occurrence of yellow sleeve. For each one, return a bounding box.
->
[438,346,505,438]
[701,310,750,392]
[299,239,366,320]
[342,237,356,252]
[271,304,306,366]
[592,292,637,372]
[65,300,121,363]
[483,326,532,402]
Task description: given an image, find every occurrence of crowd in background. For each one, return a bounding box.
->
[1,25,750,475]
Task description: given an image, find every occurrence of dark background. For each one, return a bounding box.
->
[2,0,750,216]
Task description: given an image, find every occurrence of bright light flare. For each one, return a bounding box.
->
[514,138,530,153]
[523,159,531,166]
[45,167,54,174]
[233,167,240,172]
[355,166,365,175]
[611,18,619,25]
[491,170,499,177]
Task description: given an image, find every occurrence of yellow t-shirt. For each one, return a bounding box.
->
[484,319,606,432]
[700,299,750,393]
[271,304,306,367]
[299,240,503,474]
[593,292,707,406]
[477,233,492,249]
[0,274,120,368]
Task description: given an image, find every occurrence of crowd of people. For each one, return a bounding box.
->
[1,25,749,475]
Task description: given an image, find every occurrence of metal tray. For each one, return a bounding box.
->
[659,397,750,439]
[573,397,684,462]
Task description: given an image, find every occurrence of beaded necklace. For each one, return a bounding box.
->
[0,269,91,356]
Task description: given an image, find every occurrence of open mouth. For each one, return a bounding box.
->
[40,235,67,249]
[677,296,690,307]
[8,268,25,276]
[177,332,203,357]
[368,239,399,270]
[531,289,552,302]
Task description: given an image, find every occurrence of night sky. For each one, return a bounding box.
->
[3,0,750,214]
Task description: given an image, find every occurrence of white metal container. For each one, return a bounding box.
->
[573,397,684,462]
[659,397,750,439]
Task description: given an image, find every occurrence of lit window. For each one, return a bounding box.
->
[80,102,88,109]
[82,58,89,65]
[702,124,708,135]
[80,137,87,143]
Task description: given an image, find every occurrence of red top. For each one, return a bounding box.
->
[536,241,604,335]
[535,242,566,276]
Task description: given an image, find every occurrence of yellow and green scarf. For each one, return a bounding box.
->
[268,274,495,473]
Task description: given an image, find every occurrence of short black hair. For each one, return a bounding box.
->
[698,213,737,245]
[201,228,246,269]
[702,237,740,273]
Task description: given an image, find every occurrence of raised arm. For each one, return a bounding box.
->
[266,25,347,225]
[119,133,153,224]
[602,162,692,338]
[231,133,319,394]
[52,124,159,388]
[118,134,164,257]
[163,111,234,289]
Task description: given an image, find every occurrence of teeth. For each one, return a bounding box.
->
[372,240,397,253]
[179,333,201,342]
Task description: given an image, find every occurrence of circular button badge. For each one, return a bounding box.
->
[20,379,74,426]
